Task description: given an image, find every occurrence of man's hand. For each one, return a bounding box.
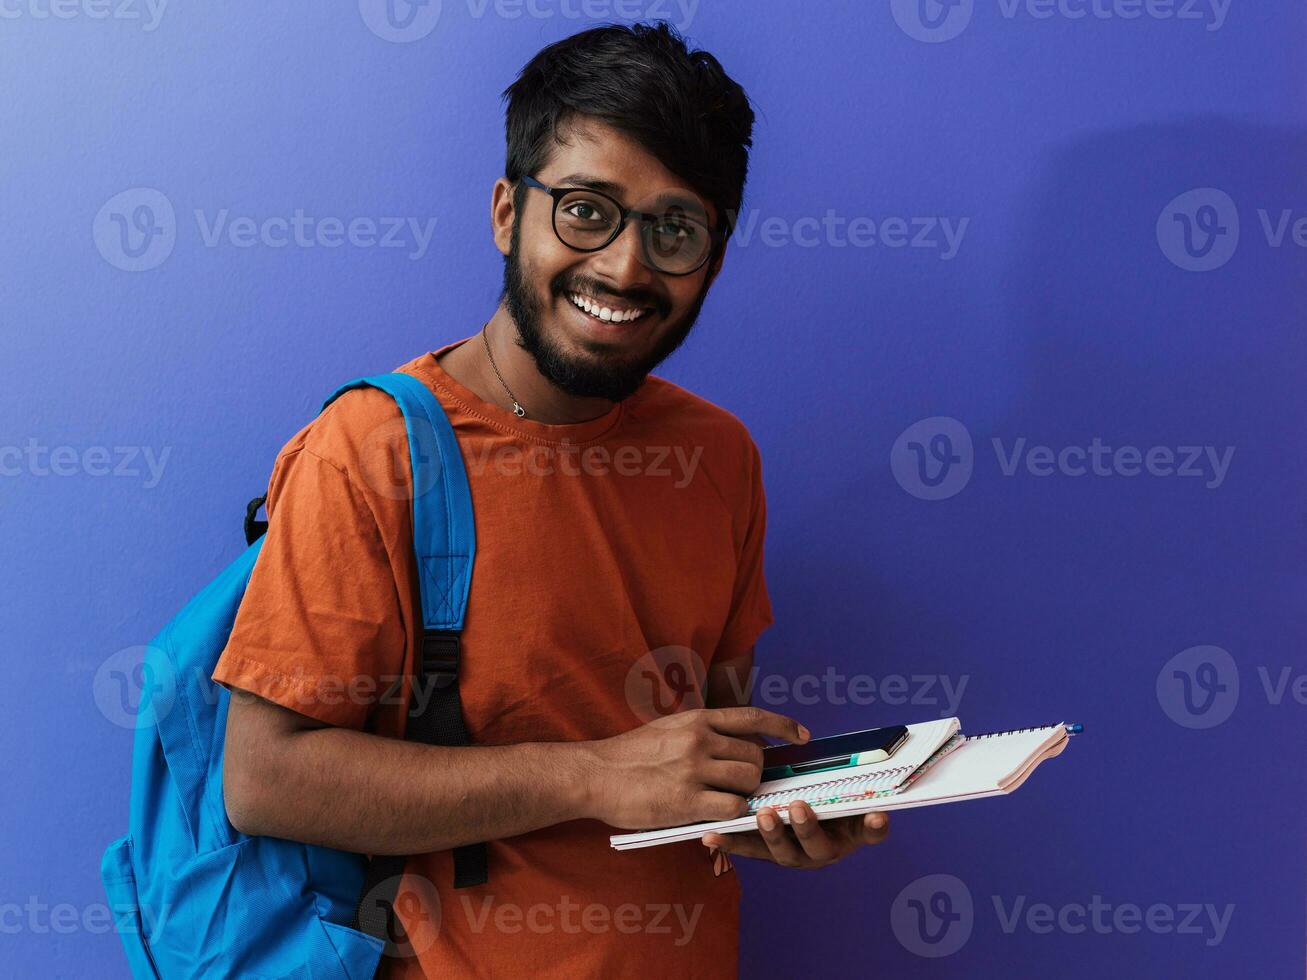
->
[585,706,810,830]
[700,800,890,869]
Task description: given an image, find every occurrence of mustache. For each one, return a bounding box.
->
[553,275,669,317]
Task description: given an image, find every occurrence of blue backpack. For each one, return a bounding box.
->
[101,373,485,979]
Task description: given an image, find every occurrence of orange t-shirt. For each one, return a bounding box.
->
[212,338,774,978]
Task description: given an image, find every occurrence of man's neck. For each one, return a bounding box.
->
[436,306,617,426]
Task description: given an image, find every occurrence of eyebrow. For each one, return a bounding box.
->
[552,172,712,220]
[554,172,624,195]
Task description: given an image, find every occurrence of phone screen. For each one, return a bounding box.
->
[762,726,908,777]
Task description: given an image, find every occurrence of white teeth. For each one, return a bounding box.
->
[568,292,647,325]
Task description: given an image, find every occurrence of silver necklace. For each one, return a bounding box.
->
[481,322,526,418]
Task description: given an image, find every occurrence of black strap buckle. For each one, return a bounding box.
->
[244,495,268,545]
[420,630,461,690]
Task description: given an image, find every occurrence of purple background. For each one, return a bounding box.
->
[3,1,1304,975]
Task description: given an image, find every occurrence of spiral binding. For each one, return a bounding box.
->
[747,765,912,811]
[965,723,1063,741]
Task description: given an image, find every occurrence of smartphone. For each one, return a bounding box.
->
[761,725,909,781]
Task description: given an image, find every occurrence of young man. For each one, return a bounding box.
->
[215,22,889,978]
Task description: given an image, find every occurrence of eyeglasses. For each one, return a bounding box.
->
[520,174,722,276]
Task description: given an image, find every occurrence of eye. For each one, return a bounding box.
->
[562,198,613,224]
[652,218,700,241]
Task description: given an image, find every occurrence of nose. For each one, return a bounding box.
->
[589,217,656,291]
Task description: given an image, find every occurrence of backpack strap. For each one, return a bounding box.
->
[315,374,487,952]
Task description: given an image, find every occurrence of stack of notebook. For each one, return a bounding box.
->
[609,718,1075,850]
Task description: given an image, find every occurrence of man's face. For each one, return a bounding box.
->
[498,118,724,403]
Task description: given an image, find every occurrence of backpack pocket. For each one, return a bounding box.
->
[239,917,385,980]
[313,918,388,980]
[100,835,162,979]
[134,834,384,980]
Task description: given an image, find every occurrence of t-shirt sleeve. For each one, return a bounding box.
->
[714,436,775,664]
[212,442,409,731]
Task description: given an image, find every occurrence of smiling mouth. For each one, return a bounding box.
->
[566,291,652,325]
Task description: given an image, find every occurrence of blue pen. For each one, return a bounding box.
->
[1064,723,1084,735]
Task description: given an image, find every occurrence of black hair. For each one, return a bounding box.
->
[502,21,754,238]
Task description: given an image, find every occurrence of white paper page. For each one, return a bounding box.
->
[880,725,1066,808]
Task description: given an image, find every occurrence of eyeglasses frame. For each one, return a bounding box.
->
[519,174,725,277]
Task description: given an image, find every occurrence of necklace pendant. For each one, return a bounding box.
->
[512,402,526,418]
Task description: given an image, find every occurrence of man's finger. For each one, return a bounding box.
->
[692,790,752,823]
[702,811,804,863]
[787,801,837,864]
[704,706,810,744]
[701,831,773,862]
[698,759,763,795]
[705,733,765,769]
[754,806,806,866]
[861,811,891,845]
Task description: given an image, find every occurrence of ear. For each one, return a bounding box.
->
[702,239,729,291]
[491,177,517,257]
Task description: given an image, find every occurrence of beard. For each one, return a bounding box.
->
[501,220,712,403]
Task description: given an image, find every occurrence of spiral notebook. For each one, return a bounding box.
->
[609,719,1075,851]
